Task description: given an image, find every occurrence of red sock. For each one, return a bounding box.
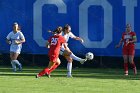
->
[124,63,128,74]
[48,63,59,74]
[130,62,136,69]
[38,68,49,77]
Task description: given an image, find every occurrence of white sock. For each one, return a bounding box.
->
[13,60,21,66]
[67,62,72,76]
[11,60,16,71]
[70,53,83,62]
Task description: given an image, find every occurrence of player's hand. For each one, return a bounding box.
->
[48,30,52,33]
[47,45,50,48]
[15,40,21,44]
[8,41,11,44]
[80,39,84,43]
[125,41,130,46]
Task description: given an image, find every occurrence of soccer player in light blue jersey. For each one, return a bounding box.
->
[6,22,25,72]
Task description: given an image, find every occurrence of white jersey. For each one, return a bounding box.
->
[6,31,25,53]
[62,32,76,43]
[60,32,76,52]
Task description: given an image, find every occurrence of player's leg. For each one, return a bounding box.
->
[122,47,129,75]
[36,61,56,78]
[64,56,73,77]
[48,58,61,75]
[128,47,137,75]
[10,52,22,71]
[129,55,137,75]
[63,49,87,64]
[36,56,61,78]
[10,52,16,72]
[123,55,128,75]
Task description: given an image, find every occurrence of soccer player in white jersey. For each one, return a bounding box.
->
[6,22,25,72]
[60,24,87,77]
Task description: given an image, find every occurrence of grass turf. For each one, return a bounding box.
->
[0,66,140,93]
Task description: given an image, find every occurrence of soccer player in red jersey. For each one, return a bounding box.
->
[36,26,67,78]
[115,24,137,76]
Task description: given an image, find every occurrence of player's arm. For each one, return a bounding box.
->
[73,37,84,43]
[6,33,11,44]
[129,35,137,43]
[115,39,123,48]
[15,38,25,44]
[46,41,50,48]
[6,38,11,44]
[15,32,26,44]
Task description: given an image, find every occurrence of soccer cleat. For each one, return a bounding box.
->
[13,69,17,72]
[124,71,128,76]
[45,73,51,78]
[67,74,73,78]
[80,58,87,64]
[36,75,40,78]
[124,73,128,76]
[18,64,22,71]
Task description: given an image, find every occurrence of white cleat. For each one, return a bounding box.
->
[67,75,73,78]
[124,73,128,76]
[80,59,87,64]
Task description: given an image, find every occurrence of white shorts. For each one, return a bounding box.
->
[10,45,22,54]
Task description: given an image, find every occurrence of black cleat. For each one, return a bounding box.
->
[45,74,51,78]
[36,75,40,78]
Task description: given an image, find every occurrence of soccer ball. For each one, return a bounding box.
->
[86,52,94,60]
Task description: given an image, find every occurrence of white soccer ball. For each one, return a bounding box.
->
[86,52,94,60]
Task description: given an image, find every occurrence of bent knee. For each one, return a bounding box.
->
[63,50,72,56]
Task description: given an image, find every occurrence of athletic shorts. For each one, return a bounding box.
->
[122,45,135,55]
[10,45,22,54]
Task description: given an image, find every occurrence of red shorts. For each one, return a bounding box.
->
[49,54,59,62]
[122,45,135,55]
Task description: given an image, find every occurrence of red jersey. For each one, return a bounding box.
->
[122,31,136,46]
[48,34,66,57]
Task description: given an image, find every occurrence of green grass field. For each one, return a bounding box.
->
[0,66,140,93]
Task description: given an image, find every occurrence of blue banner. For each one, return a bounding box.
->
[0,0,140,56]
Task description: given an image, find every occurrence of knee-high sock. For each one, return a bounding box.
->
[130,62,136,69]
[48,63,60,74]
[70,53,83,62]
[13,60,21,66]
[124,63,128,73]
[11,60,16,71]
[38,68,49,77]
[67,62,72,76]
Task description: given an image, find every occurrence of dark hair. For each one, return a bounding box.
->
[63,24,70,31]
[13,22,21,31]
[53,26,62,34]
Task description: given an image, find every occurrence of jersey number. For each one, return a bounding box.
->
[51,38,58,45]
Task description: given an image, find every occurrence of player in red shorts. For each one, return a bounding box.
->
[36,26,67,78]
[115,24,137,76]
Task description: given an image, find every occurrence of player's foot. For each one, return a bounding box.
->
[124,71,128,76]
[124,73,128,76]
[67,74,73,78]
[13,68,16,72]
[45,73,51,78]
[133,67,137,75]
[80,58,87,64]
[36,75,40,78]
[18,64,22,71]
[13,70,16,72]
